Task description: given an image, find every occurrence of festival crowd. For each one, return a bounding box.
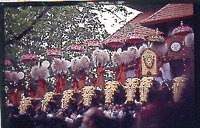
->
[6,75,194,128]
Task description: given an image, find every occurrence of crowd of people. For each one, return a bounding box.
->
[6,74,194,128]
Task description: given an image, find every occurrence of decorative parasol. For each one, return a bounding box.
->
[105,41,125,49]
[4,58,13,67]
[51,58,71,94]
[19,50,39,98]
[66,44,84,52]
[125,32,145,44]
[146,28,165,43]
[84,39,102,48]
[45,48,63,58]
[172,21,193,36]
[104,33,125,50]
[20,53,39,63]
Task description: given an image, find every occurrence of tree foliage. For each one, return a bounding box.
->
[4,3,136,89]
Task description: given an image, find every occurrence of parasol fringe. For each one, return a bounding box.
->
[31,66,40,80]
[71,57,81,73]
[51,58,71,74]
[80,55,90,70]
[31,65,49,80]
[92,49,110,67]
[111,51,122,65]
[38,66,49,80]
[127,46,140,60]
[120,51,131,65]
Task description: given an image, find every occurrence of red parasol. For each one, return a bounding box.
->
[146,34,165,43]
[146,28,165,43]
[45,48,63,58]
[4,58,13,67]
[105,40,125,47]
[84,39,102,48]
[125,32,145,44]
[104,34,125,50]
[66,44,84,52]
[172,21,193,36]
[20,53,39,63]
[19,51,39,98]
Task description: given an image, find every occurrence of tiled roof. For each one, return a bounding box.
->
[102,12,164,44]
[134,24,164,37]
[141,3,193,25]
[166,35,193,60]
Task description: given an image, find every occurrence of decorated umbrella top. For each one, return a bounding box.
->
[4,58,12,67]
[66,44,84,52]
[105,40,125,48]
[20,53,39,63]
[45,48,63,57]
[103,33,125,50]
[84,39,102,48]
[146,28,165,43]
[172,21,193,36]
[125,32,145,43]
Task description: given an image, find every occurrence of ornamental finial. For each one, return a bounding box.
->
[180,21,183,26]
[156,28,158,35]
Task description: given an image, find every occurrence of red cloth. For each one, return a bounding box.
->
[96,66,105,87]
[34,79,47,99]
[55,76,61,93]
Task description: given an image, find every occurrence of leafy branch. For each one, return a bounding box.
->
[5,7,51,46]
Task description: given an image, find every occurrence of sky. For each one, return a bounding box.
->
[90,5,142,34]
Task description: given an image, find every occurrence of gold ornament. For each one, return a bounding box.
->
[18,97,32,115]
[141,49,157,76]
[139,77,153,102]
[82,86,95,106]
[61,89,74,109]
[41,92,54,112]
[172,77,186,102]
[104,81,119,104]
[124,78,140,102]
